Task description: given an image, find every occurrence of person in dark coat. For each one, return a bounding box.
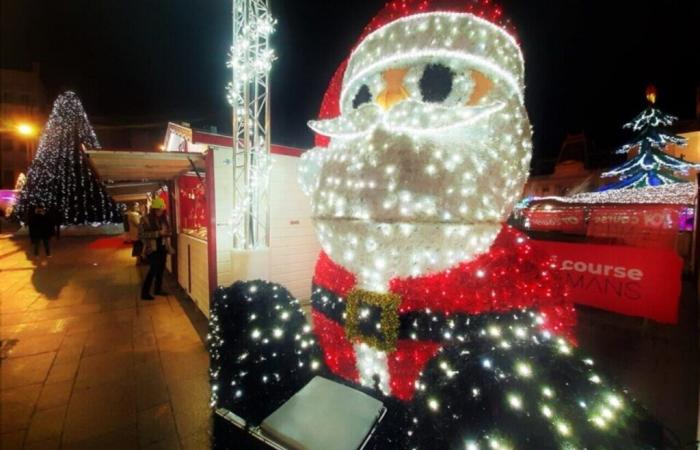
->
[49,207,62,240]
[27,206,53,257]
[138,198,173,300]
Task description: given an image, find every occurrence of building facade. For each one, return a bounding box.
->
[0,64,46,189]
[523,133,602,198]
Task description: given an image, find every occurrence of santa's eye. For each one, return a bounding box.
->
[352,84,372,109]
[419,64,454,103]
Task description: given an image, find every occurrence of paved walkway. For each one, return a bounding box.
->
[0,234,211,450]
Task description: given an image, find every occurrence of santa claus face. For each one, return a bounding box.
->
[301,12,531,291]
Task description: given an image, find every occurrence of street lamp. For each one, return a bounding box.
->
[15,122,37,137]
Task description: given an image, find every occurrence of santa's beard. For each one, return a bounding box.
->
[307,105,532,291]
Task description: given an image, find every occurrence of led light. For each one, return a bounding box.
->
[607,394,623,409]
[507,393,522,410]
[515,361,532,377]
[525,182,696,206]
[488,326,501,337]
[591,416,606,428]
[601,407,614,420]
[556,421,571,436]
[541,405,553,418]
[428,398,439,411]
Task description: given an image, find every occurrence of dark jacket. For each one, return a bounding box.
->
[27,210,54,240]
[138,213,173,256]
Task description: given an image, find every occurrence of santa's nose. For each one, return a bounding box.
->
[376,68,409,110]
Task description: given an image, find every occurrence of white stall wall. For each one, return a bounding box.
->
[177,233,210,316]
[211,147,237,288]
[268,154,320,301]
[211,148,319,300]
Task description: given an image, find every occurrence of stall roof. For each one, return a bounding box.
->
[105,182,163,203]
[163,122,304,157]
[85,150,205,183]
[523,182,697,207]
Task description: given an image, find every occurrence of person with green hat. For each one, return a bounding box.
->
[138,196,173,300]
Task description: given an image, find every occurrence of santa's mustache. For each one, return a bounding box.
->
[308,100,505,139]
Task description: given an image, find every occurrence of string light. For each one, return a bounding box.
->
[208,280,321,424]
[519,181,696,207]
[15,91,120,224]
[209,2,663,449]
[599,87,698,191]
[300,5,533,292]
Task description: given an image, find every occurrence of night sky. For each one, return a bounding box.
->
[2,0,699,163]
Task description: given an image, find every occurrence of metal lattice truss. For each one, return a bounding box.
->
[227,0,276,249]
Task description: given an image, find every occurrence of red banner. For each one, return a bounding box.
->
[587,206,680,248]
[533,240,682,324]
[524,208,586,234]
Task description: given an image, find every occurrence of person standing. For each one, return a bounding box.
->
[27,205,53,257]
[127,203,144,263]
[126,203,142,242]
[138,197,172,300]
[49,207,62,240]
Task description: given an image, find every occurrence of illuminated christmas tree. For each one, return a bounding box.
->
[15,91,120,224]
[599,85,695,191]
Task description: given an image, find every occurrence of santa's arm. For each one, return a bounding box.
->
[208,281,324,425]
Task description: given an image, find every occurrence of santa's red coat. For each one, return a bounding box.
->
[310,225,576,401]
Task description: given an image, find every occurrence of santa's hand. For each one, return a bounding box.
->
[208,280,324,425]
[404,322,662,450]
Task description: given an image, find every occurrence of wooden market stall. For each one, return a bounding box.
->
[88,130,320,318]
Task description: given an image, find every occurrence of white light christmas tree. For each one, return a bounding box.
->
[600,85,696,191]
[15,91,120,224]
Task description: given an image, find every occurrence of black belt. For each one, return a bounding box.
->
[311,283,538,352]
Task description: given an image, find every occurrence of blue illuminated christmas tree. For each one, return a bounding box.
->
[599,85,695,191]
[15,91,120,224]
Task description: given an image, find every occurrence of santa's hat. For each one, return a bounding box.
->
[315,0,520,147]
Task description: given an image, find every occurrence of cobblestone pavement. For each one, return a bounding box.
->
[1,234,211,450]
[2,231,697,448]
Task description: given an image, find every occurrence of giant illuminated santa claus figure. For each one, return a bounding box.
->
[210,1,661,448]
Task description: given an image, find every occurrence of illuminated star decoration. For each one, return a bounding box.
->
[599,85,697,191]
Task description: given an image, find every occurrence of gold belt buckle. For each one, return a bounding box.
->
[345,288,401,352]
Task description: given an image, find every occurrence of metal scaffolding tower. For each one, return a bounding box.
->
[228,0,275,249]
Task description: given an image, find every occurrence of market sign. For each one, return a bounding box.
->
[523,208,586,234]
[533,239,682,324]
[587,206,680,248]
